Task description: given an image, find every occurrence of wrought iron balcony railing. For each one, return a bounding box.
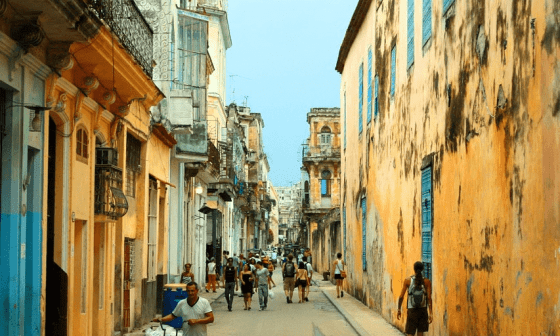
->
[207,140,220,173]
[95,148,128,219]
[89,0,154,77]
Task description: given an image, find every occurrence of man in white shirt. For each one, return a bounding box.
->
[154,282,214,336]
[303,256,313,302]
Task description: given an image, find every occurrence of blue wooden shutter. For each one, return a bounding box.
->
[422,0,432,46]
[421,167,433,280]
[390,47,396,97]
[361,197,367,271]
[343,206,347,261]
[359,63,363,134]
[374,75,379,119]
[407,0,414,69]
[443,0,453,15]
[367,48,372,124]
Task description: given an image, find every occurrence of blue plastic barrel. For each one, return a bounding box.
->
[162,284,188,329]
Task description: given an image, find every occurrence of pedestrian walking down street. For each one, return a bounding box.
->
[181,263,195,285]
[295,261,308,303]
[397,261,433,336]
[240,263,254,310]
[255,261,271,310]
[282,254,296,303]
[224,257,238,312]
[263,256,276,288]
[206,258,217,293]
[250,258,257,289]
[331,252,345,298]
[153,282,214,336]
[221,251,228,288]
[303,256,313,302]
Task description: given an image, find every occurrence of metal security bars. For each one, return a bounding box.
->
[89,0,154,77]
[421,166,433,280]
[361,197,367,271]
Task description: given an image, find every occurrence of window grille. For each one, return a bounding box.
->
[358,63,364,134]
[124,238,135,285]
[422,0,432,46]
[367,47,372,123]
[126,134,142,197]
[407,0,415,69]
[421,166,433,280]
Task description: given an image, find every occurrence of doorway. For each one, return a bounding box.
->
[45,116,68,335]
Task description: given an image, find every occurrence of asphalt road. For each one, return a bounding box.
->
[206,270,358,336]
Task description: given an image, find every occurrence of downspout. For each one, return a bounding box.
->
[177,162,185,282]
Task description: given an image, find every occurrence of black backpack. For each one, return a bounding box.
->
[284,261,295,277]
[409,276,426,308]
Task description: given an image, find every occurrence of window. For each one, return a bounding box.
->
[358,63,364,134]
[76,127,89,163]
[321,170,331,197]
[421,166,433,280]
[126,134,142,198]
[422,0,432,46]
[170,21,175,90]
[320,126,331,145]
[391,46,396,97]
[407,0,415,69]
[374,75,379,119]
[147,179,157,282]
[361,197,367,271]
[178,14,208,120]
[443,0,454,15]
[367,47,372,124]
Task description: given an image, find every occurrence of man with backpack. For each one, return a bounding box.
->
[282,254,296,303]
[397,261,433,336]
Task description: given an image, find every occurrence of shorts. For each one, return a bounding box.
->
[283,277,295,291]
[405,307,429,334]
[334,273,343,280]
[298,279,307,288]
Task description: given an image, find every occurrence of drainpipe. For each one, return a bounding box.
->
[177,162,185,282]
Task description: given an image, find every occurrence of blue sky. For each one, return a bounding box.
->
[225,1,359,187]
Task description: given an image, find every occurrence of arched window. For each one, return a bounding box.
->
[320,126,331,145]
[76,127,89,163]
[321,170,331,197]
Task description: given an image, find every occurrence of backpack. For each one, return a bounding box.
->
[409,276,426,308]
[284,261,295,277]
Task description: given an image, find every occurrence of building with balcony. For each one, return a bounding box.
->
[301,108,341,274]
[337,1,560,335]
[276,184,304,246]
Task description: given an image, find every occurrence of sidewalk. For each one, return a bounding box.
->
[314,279,404,336]
[123,285,225,336]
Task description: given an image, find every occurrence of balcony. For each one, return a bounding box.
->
[95,148,128,220]
[207,140,221,175]
[89,0,154,77]
[302,145,341,164]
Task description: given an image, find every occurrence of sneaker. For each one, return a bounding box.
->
[228,307,232,311]
[341,291,344,297]
[305,297,309,302]
[286,296,290,303]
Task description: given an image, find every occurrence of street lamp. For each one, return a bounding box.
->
[195,182,203,195]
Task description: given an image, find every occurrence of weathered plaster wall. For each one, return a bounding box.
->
[340,0,560,335]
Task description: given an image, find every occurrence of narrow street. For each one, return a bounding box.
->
[207,272,357,336]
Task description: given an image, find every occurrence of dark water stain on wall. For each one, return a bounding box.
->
[445,70,470,153]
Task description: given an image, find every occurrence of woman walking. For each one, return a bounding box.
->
[240,263,254,310]
[180,263,194,284]
[397,261,433,336]
[295,261,308,303]
[331,252,345,298]
[206,257,217,293]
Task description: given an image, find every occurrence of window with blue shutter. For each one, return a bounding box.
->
[421,166,433,280]
[407,0,414,69]
[374,75,379,119]
[367,48,372,124]
[359,63,364,134]
[390,46,396,97]
[361,197,367,271]
[422,0,432,46]
[343,206,347,262]
[443,0,454,15]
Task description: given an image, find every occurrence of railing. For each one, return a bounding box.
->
[95,148,128,219]
[207,140,220,173]
[89,0,154,77]
[302,146,341,161]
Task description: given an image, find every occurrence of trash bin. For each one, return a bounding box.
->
[162,284,188,329]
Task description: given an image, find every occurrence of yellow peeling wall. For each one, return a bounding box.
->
[340,0,560,335]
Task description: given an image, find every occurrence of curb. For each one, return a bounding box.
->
[319,288,371,336]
